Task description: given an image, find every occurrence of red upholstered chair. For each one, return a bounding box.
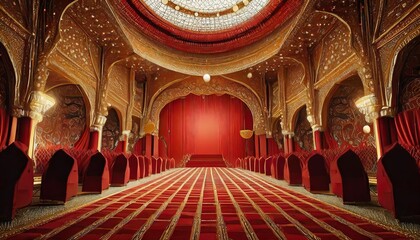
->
[156,157,162,174]
[271,155,278,178]
[82,151,109,193]
[377,143,420,220]
[165,158,170,170]
[170,158,175,169]
[41,149,78,202]
[302,153,330,192]
[151,157,158,174]
[144,156,151,177]
[275,155,286,180]
[264,156,273,176]
[235,158,241,168]
[284,154,302,185]
[330,149,370,203]
[0,142,33,221]
[258,157,265,174]
[128,154,140,180]
[138,155,146,178]
[250,157,255,172]
[110,154,130,186]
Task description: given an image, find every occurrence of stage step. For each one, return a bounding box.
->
[185,154,227,167]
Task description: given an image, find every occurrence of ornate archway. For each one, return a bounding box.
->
[147,76,266,134]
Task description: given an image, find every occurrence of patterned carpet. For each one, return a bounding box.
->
[1,168,413,239]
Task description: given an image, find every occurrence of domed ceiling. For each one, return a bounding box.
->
[118,0,303,53]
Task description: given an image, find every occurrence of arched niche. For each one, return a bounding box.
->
[35,84,88,148]
[0,42,16,111]
[390,37,420,113]
[271,117,284,149]
[324,75,375,147]
[293,105,313,151]
[387,31,420,109]
[148,76,265,134]
[102,107,121,150]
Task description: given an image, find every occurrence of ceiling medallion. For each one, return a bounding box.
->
[160,0,253,18]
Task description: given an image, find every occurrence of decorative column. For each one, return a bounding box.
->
[16,91,55,157]
[282,131,294,155]
[376,107,397,157]
[355,94,381,158]
[312,125,325,151]
[88,113,106,151]
[115,130,130,153]
[144,120,156,159]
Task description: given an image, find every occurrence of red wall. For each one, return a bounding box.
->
[159,94,253,166]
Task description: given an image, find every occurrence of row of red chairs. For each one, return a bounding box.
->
[236,143,420,221]
[0,142,176,221]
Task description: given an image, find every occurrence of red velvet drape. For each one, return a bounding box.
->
[159,94,252,166]
[377,116,398,155]
[73,126,90,150]
[394,108,420,146]
[0,108,10,148]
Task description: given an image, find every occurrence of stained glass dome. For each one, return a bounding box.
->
[142,0,270,32]
[117,0,303,53]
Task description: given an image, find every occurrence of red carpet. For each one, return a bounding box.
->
[2,168,410,239]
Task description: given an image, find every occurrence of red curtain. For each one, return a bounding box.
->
[377,116,398,155]
[73,126,90,150]
[395,108,420,147]
[159,94,252,166]
[0,108,10,148]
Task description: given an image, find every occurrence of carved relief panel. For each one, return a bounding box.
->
[294,106,313,151]
[35,85,86,148]
[327,77,375,147]
[102,108,120,150]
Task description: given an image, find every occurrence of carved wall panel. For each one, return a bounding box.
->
[0,20,25,104]
[35,85,86,148]
[128,116,141,152]
[271,81,280,117]
[149,76,265,134]
[378,0,418,36]
[108,64,130,120]
[272,118,284,149]
[102,108,120,150]
[294,106,313,151]
[318,23,352,81]
[398,41,420,112]
[285,64,305,100]
[55,14,99,86]
[286,93,307,131]
[327,77,375,147]
[133,76,144,116]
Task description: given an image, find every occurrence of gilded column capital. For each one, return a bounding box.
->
[27,91,55,122]
[380,106,395,118]
[355,94,380,123]
[11,106,24,118]
[91,113,107,132]
[281,130,294,137]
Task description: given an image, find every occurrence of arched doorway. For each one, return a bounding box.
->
[158,94,253,166]
[0,43,15,148]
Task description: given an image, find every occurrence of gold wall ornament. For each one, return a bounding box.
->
[28,91,56,122]
[144,120,156,134]
[355,94,380,123]
[240,130,254,139]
